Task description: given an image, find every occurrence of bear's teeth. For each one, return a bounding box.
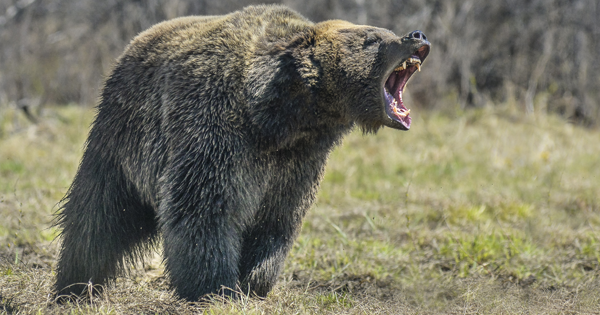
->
[395,108,410,118]
[408,57,421,65]
[392,106,410,118]
[394,58,422,72]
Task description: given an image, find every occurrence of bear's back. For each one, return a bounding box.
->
[118,5,314,67]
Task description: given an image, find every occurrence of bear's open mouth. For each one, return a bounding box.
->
[383,46,429,129]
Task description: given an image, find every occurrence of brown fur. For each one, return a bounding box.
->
[54,4,430,301]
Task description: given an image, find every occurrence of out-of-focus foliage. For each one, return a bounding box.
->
[0,0,598,123]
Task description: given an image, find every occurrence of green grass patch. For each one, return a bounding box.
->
[1,105,600,313]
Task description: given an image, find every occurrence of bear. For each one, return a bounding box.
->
[54,4,430,301]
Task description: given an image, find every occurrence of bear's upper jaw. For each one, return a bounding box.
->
[383,55,422,130]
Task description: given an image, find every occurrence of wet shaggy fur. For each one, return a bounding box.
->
[54,5,430,301]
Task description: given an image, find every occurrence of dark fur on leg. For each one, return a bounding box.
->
[54,153,158,299]
[238,142,331,297]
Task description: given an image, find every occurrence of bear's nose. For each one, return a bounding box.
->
[407,30,427,41]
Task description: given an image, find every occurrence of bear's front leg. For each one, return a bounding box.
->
[160,203,242,301]
[158,147,248,301]
[238,151,327,297]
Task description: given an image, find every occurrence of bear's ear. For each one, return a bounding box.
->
[245,35,319,151]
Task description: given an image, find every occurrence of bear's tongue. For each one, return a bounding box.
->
[384,67,413,129]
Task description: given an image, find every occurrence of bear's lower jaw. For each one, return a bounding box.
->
[383,60,420,130]
[384,87,411,129]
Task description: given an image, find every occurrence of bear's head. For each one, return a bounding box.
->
[246,19,430,150]
[311,21,430,132]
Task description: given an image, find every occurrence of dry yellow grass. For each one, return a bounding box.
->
[1,104,599,314]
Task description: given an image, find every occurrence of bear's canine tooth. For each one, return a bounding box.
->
[416,63,421,72]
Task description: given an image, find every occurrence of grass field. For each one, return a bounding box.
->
[1,104,599,314]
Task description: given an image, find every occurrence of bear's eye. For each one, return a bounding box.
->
[364,35,380,46]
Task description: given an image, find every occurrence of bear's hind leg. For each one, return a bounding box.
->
[54,156,158,299]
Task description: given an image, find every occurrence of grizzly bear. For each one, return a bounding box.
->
[54,4,430,301]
